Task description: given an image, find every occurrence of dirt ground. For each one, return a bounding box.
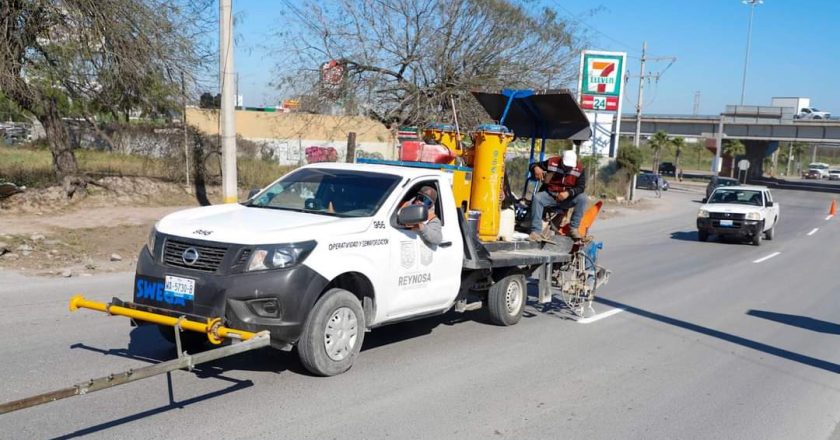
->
[0,177,219,276]
[0,176,668,277]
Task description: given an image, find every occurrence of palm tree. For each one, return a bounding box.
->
[723,139,746,178]
[648,130,670,173]
[790,142,808,175]
[672,136,685,177]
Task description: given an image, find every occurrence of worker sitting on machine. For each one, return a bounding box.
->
[528,150,588,241]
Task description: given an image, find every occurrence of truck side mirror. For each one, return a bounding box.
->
[247,188,261,199]
[397,204,428,226]
[766,201,774,207]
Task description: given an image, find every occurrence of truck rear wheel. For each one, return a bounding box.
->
[298,288,365,376]
[488,274,526,326]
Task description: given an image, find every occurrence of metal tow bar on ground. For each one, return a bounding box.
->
[0,295,270,415]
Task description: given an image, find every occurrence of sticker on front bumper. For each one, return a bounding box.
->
[135,276,191,307]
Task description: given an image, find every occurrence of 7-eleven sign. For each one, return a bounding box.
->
[580,52,624,97]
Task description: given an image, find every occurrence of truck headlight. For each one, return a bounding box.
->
[746,212,761,220]
[147,227,158,257]
[246,241,317,272]
[697,209,710,218]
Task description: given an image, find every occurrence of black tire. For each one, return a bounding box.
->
[488,274,527,326]
[765,222,775,240]
[752,223,763,246]
[298,288,365,377]
[157,325,208,352]
[698,230,709,242]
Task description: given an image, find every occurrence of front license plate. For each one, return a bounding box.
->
[165,275,195,301]
[719,219,733,227]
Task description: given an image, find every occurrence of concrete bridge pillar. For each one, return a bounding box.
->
[732,140,779,181]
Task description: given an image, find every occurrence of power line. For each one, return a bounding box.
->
[548,1,640,56]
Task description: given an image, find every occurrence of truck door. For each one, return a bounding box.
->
[384,178,462,319]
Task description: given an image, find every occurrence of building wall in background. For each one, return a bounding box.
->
[186,108,395,164]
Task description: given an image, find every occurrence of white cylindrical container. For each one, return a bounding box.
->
[498,208,516,241]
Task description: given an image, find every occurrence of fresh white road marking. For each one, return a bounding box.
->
[579,308,625,324]
[807,228,819,236]
[827,215,835,221]
[753,252,781,263]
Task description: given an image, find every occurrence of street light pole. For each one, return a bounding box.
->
[739,0,763,105]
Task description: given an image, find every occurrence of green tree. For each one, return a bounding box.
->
[616,145,642,174]
[723,139,746,178]
[672,136,685,176]
[0,1,212,193]
[647,130,670,173]
[790,142,808,175]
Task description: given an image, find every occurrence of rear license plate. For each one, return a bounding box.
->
[165,275,195,301]
[719,219,733,227]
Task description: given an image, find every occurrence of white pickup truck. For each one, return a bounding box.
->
[696,185,779,246]
[131,162,592,376]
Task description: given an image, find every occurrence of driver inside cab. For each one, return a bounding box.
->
[399,186,443,246]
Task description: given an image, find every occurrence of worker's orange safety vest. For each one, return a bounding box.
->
[545,157,583,193]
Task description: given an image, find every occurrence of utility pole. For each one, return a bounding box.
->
[633,42,646,148]
[220,0,237,204]
[693,91,701,116]
[631,42,677,148]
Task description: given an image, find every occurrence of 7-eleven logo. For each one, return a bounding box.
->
[585,58,619,95]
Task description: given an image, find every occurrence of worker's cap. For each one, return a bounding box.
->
[562,150,577,167]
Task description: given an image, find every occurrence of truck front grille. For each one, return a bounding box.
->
[162,239,228,272]
[709,212,746,220]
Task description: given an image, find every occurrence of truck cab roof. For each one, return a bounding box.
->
[300,161,448,180]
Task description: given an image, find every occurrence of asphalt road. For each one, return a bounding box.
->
[1,188,838,439]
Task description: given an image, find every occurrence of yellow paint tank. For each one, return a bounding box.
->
[469,125,513,241]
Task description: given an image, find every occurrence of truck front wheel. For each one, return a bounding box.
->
[298,288,365,376]
[488,274,527,326]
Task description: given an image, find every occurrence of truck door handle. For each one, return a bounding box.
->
[439,241,453,248]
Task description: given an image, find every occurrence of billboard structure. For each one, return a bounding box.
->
[576,50,626,158]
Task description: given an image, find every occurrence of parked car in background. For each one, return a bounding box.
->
[658,162,676,176]
[805,169,824,180]
[636,173,669,191]
[829,169,840,181]
[705,176,739,200]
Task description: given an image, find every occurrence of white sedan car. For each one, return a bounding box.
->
[829,169,840,181]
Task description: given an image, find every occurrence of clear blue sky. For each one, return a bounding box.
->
[230,0,838,115]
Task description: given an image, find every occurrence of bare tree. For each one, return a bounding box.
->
[0,0,212,193]
[274,0,587,127]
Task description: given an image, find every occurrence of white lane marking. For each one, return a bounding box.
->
[827,215,835,221]
[807,228,819,236]
[579,308,625,324]
[753,252,781,263]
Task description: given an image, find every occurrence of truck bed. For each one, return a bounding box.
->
[459,214,573,269]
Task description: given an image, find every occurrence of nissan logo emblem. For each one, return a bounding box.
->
[182,247,200,265]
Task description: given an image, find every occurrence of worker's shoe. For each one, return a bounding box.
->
[529,231,549,242]
[568,228,582,240]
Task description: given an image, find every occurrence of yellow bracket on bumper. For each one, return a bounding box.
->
[69,295,256,344]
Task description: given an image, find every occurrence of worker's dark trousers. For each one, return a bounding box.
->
[530,191,588,233]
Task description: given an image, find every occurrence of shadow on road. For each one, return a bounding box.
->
[52,379,253,440]
[670,231,699,241]
[747,310,840,335]
[596,297,840,374]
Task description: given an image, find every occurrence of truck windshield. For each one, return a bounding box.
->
[709,189,762,206]
[247,168,401,218]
